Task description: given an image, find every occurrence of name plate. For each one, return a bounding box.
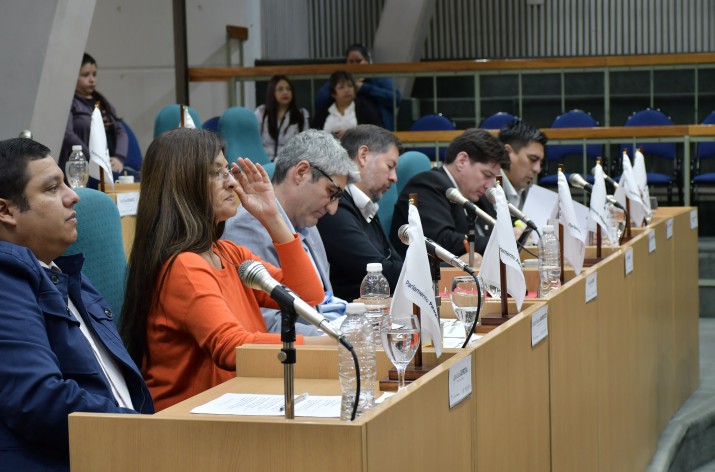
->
[585,272,598,303]
[116,191,139,217]
[691,210,698,229]
[625,247,634,275]
[448,355,472,408]
[666,218,673,239]
[531,305,548,347]
[648,230,656,253]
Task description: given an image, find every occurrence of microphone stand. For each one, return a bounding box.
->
[466,213,476,267]
[277,302,299,419]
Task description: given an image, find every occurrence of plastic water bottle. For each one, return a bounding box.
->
[65,145,89,188]
[359,262,390,345]
[538,225,561,297]
[338,302,376,421]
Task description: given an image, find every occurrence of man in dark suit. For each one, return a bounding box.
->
[317,125,403,301]
[390,128,510,259]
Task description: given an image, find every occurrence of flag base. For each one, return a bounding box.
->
[582,257,604,267]
[379,365,436,392]
[480,314,514,326]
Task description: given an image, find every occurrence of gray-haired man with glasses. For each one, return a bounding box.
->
[223,129,358,335]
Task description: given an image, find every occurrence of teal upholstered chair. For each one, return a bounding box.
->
[396,151,432,196]
[153,104,202,138]
[219,106,270,165]
[262,161,276,180]
[377,185,398,236]
[63,188,127,322]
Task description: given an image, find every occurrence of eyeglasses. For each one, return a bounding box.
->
[312,165,344,202]
[211,165,233,182]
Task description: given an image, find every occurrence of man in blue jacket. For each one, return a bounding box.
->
[0,138,153,471]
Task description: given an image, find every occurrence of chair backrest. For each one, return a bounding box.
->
[546,109,602,161]
[479,112,518,130]
[621,108,676,159]
[120,120,142,173]
[262,161,276,180]
[697,111,715,160]
[409,114,455,161]
[377,184,397,236]
[153,104,202,138]
[219,106,270,165]
[202,116,221,132]
[397,151,432,196]
[63,188,127,320]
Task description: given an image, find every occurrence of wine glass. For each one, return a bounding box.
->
[380,313,420,391]
[450,275,485,339]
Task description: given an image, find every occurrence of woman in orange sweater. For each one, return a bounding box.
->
[120,128,329,411]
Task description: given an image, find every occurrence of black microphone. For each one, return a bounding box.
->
[445,187,496,226]
[398,224,475,275]
[238,261,350,347]
[569,173,625,211]
[484,187,539,234]
[591,167,619,190]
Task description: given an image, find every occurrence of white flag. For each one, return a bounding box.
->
[182,106,196,129]
[88,106,114,189]
[552,171,585,275]
[390,204,442,357]
[614,151,646,226]
[589,163,617,246]
[478,185,526,310]
[632,148,652,215]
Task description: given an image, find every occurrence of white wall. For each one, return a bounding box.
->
[86,0,261,153]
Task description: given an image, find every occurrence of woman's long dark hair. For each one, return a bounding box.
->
[119,128,224,367]
[261,75,305,143]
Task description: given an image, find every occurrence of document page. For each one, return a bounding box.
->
[190,393,341,418]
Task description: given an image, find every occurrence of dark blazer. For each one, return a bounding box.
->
[317,191,403,301]
[0,243,153,471]
[390,167,494,258]
[311,96,382,130]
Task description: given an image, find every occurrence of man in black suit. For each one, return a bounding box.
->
[390,128,510,259]
[317,125,403,301]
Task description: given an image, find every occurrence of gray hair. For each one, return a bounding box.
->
[340,124,402,160]
[272,129,359,184]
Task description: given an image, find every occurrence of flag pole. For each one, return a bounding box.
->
[595,157,603,259]
[409,193,423,370]
[557,164,565,285]
[180,104,185,128]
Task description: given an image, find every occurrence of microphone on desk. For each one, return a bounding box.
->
[568,173,626,211]
[398,224,475,275]
[484,187,540,234]
[445,188,496,226]
[591,167,619,191]
[238,260,350,347]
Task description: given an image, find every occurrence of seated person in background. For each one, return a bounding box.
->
[119,128,329,411]
[315,43,402,131]
[0,138,153,471]
[317,124,403,301]
[390,128,510,260]
[312,71,382,139]
[497,119,548,210]
[255,75,309,161]
[60,53,138,184]
[223,129,358,335]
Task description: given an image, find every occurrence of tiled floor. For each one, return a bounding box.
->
[647,318,715,471]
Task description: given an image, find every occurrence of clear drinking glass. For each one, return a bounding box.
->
[450,275,485,338]
[380,313,421,391]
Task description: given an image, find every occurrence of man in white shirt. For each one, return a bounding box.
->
[317,124,403,301]
[498,119,548,210]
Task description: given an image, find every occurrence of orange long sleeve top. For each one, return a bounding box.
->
[143,237,324,411]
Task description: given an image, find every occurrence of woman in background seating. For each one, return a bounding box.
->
[255,75,309,161]
[315,44,401,131]
[312,71,381,139]
[119,128,329,411]
[60,53,138,182]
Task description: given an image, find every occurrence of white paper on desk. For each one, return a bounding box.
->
[190,393,341,418]
[116,191,139,217]
[441,319,481,348]
[522,185,589,241]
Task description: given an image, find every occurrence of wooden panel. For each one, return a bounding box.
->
[105,183,140,261]
[473,303,551,472]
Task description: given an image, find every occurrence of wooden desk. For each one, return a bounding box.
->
[104,183,139,260]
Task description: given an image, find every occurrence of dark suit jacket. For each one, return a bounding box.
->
[390,167,494,258]
[317,191,403,301]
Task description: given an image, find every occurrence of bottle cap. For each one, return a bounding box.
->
[366,263,383,272]
[72,145,83,152]
[543,225,554,232]
[346,302,366,314]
